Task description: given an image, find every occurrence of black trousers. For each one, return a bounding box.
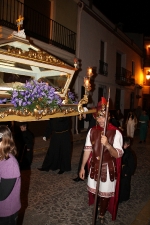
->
[0,212,18,225]
[119,175,131,202]
[20,148,33,169]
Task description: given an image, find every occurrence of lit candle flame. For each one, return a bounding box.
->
[87,67,93,77]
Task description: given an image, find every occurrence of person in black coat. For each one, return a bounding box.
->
[38,117,72,174]
[119,136,136,203]
[18,122,34,170]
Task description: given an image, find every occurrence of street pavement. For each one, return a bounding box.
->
[17,129,150,225]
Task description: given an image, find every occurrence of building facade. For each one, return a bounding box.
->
[0,0,145,129]
[75,0,144,119]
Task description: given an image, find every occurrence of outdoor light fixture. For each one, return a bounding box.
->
[146,70,150,86]
[146,75,150,80]
[146,70,150,79]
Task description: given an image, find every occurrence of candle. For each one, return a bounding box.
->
[85,79,89,86]
[84,78,89,87]
[87,67,92,77]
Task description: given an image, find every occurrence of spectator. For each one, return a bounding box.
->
[126,111,137,139]
[119,137,136,203]
[109,112,120,128]
[115,109,124,128]
[38,117,72,174]
[109,112,124,134]
[0,125,21,225]
[139,110,149,143]
[135,106,142,129]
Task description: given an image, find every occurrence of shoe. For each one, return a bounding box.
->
[58,170,64,174]
[73,177,84,182]
[38,167,49,172]
[99,216,105,225]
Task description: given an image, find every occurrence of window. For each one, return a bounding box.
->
[99,41,108,76]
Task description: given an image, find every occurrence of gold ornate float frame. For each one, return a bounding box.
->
[0,26,96,121]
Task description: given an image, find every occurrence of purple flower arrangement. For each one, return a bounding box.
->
[8,80,62,111]
[0,99,7,104]
[67,91,78,104]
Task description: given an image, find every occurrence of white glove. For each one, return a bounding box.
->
[83,107,88,112]
[43,137,46,141]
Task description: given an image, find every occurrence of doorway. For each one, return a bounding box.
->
[98,87,103,102]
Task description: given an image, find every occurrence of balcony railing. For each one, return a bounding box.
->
[116,67,135,86]
[99,60,108,76]
[0,0,76,54]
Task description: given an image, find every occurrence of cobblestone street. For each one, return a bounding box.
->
[17,129,150,225]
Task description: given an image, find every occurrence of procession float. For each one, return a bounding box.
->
[0,16,95,122]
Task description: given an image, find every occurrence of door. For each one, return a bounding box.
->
[98,87,103,102]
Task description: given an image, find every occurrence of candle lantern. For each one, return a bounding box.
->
[84,77,91,93]
[78,67,93,119]
[84,67,93,93]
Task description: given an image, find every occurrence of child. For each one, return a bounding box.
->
[119,136,136,203]
[0,125,21,224]
[18,122,34,170]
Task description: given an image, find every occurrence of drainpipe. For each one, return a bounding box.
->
[75,0,84,134]
[75,1,84,58]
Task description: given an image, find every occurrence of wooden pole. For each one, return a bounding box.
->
[92,88,110,225]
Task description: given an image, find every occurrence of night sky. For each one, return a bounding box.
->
[93,0,150,35]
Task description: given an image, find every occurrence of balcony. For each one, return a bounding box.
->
[0,0,76,54]
[116,67,135,86]
[99,60,108,76]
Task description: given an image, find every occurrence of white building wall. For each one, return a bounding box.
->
[75,2,143,113]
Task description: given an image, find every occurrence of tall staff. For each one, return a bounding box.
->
[92,88,110,225]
